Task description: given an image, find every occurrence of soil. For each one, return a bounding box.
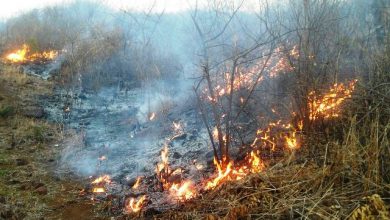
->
[0,65,104,219]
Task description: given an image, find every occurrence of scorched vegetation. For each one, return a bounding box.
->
[0,0,389,219]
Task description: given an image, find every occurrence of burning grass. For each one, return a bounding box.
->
[150,77,390,219]
[101,77,389,219]
[308,80,357,120]
[155,121,390,219]
[84,74,363,217]
[2,44,58,64]
[157,161,389,219]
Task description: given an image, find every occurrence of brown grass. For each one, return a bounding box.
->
[151,57,390,220]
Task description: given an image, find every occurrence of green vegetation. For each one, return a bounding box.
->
[0,106,14,118]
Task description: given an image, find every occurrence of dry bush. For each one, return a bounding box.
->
[155,112,389,219]
[153,44,390,220]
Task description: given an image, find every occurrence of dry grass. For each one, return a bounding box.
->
[154,115,389,219]
[0,64,89,219]
[152,59,390,220]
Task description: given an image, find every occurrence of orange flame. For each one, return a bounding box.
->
[285,131,299,150]
[5,44,28,62]
[204,152,265,190]
[92,187,105,193]
[91,175,111,193]
[132,177,142,189]
[126,195,146,213]
[169,180,196,200]
[309,80,357,120]
[204,158,235,190]
[249,150,264,173]
[92,175,111,184]
[4,44,58,63]
[155,144,172,190]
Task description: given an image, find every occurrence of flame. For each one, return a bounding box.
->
[169,180,196,200]
[309,80,357,120]
[205,158,234,190]
[92,187,105,193]
[4,44,58,63]
[5,44,28,62]
[126,195,146,213]
[91,175,111,193]
[285,131,299,150]
[92,175,111,184]
[132,177,142,189]
[298,120,303,130]
[249,151,264,173]
[156,145,171,189]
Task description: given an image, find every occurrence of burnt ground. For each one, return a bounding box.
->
[0,65,103,219]
[0,64,215,219]
[0,64,389,220]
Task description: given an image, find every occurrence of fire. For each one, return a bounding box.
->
[204,152,265,190]
[156,145,169,174]
[249,150,264,173]
[91,175,111,193]
[3,44,58,63]
[285,131,299,150]
[201,45,301,105]
[5,44,28,62]
[92,175,111,184]
[126,195,146,213]
[298,120,303,130]
[309,80,357,120]
[92,187,105,193]
[205,158,234,190]
[156,144,172,189]
[154,141,197,201]
[169,180,196,200]
[132,176,142,189]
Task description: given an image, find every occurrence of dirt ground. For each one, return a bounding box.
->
[0,65,103,220]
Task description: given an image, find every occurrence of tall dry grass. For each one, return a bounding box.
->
[153,49,390,220]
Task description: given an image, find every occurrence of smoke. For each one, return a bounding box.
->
[1,0,304,180]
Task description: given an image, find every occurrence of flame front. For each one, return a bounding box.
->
[3,44,58,63]
[5,44,28,62]
[309,80,357,120]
